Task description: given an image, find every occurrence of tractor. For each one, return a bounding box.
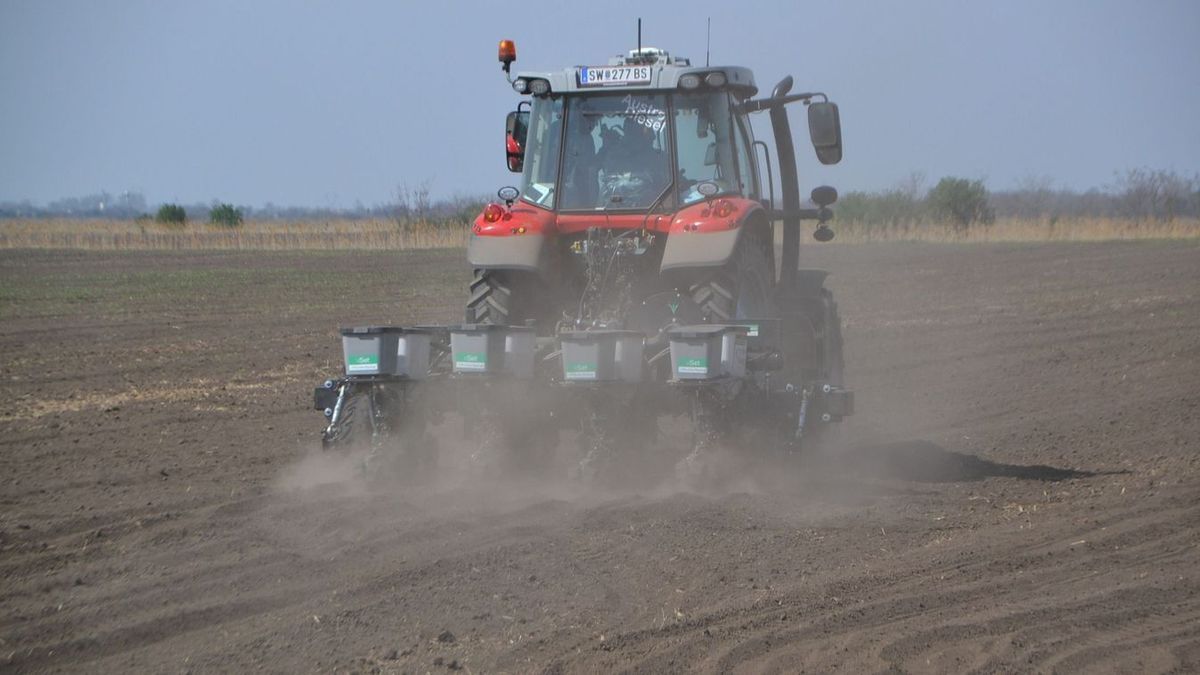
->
[313,38,853,483]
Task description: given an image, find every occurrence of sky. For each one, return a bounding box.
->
[1,0,1198,208]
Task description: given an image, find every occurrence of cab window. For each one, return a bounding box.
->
[674,92,740,205]
[520,96,564,208]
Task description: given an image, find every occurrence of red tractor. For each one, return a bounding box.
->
[315,39,852,482]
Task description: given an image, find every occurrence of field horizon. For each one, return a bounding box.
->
[1,215,1197,252]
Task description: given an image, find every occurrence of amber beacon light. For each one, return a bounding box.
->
[499,39,517,72]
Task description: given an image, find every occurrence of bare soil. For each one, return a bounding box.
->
[2,241,1198,673]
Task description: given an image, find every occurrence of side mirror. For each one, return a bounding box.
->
[505,110,529,173]
[807,101,842,165]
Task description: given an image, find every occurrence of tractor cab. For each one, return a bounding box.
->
[504,47,763,214]
[489,40,844,292]
[519,88,761,213]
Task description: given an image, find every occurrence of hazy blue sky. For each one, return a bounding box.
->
[2,0,1198,207]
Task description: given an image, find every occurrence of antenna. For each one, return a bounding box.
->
[706,18,711,66]
[637,18,642,55]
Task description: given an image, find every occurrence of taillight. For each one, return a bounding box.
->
[713,199,736,218]
[483,203,504,223]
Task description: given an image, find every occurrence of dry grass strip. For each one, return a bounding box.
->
[1,216,1196,251]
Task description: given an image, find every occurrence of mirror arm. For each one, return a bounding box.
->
[770,208,824,221]
[735,91,827,114]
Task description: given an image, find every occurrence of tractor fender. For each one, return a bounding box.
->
[467,203,556,274]
[467,231,547,273]
[660,199,768,272]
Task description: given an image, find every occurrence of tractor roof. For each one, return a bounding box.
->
[513,47,757,97]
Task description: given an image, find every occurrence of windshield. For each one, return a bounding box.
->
[558,94,671,211]
[520,91,747,212]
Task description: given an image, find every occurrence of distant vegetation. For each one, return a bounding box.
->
[927,177,995,230]
[0,170,1196,249]
[0,219,469,251]
[155,203,186,225]
[0,179,487,231]
[208,203,243,228]
[838,169,1200,232]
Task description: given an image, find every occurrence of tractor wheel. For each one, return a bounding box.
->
[321,390,377,452]
[823,290,846,387]
[466,268,554,329]
[795,292,848,455]
[324,387,436,481]
[689,234,775,322]
[466,268,514,324]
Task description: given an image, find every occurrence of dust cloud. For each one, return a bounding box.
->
[271,405,866,516]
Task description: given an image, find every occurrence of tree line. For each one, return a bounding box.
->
[0,180,486,229]
[838,169,1200,231]
[3,170,1197,231]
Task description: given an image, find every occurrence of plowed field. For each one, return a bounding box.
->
[2,241,1198,673]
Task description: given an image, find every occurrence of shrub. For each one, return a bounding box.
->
[928,177,994,231]
[1112,168,1200,221]
[155,204,187,225]
[838,189,928,229]
[209,203,243,227]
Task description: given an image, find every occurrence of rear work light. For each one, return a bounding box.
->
[529,78,551,96]
[679,71,727,90]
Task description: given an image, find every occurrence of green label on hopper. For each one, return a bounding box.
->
[455,352,487,370]
[565,362,597,379]
[346,354,379,373]
[678,356,708,374]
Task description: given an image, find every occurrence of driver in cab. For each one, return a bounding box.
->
[596,116,668,205]
[598,116,661,174]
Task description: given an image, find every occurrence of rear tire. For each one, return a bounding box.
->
[681,235,774,469]
[817,292,849,449]
[688,234,775,321]
[823,290,846,388]
[466,268,514,324]
[467,268,554,330]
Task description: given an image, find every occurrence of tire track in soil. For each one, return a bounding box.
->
[546,488,1200,673]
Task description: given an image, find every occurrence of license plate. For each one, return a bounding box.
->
[578,65,652,87]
